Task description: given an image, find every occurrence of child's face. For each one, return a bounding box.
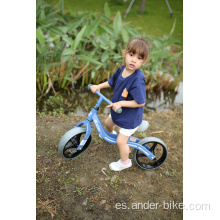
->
[125,52,146,72]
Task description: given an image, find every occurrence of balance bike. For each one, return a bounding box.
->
[58,84,168,170]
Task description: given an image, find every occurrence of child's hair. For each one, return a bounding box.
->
[125,36,150,61]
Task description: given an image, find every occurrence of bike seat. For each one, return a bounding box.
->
[136,120,149,132]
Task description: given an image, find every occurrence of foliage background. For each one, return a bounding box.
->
[47,0,183,41]
[37,0,183,97]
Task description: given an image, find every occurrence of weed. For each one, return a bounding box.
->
[65,177,75,184]
[76,186,85,196]
[37,199,57,218]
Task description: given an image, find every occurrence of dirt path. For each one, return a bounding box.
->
[36,105,183,219]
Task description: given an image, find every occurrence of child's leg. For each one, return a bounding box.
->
[109,126,139,171]
[117,133,130,161]
[109,133,131,171]
[104,116,115,133]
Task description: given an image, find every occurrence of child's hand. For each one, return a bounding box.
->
[90,85,100,93]
[107,102,122,112]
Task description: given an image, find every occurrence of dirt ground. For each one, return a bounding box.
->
[36,105,183,220]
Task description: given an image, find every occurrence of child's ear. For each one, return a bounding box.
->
[143,56,149,64]
[142,59,148,65]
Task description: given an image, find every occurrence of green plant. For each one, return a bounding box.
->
[36,0,183,96]
[76,186,85,196]
[37,1,131,95]
[39,95,65,116]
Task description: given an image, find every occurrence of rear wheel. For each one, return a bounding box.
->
[133,140,167,170]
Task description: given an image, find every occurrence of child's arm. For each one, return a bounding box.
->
[90,82,111,93]
[107,100,145,112]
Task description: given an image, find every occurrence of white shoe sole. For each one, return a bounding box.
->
[109,160,132,171]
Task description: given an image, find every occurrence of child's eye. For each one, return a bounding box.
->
[138,57,142,60]
[129,53,133,56]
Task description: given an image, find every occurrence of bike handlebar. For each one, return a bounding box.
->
[88,84,122,114]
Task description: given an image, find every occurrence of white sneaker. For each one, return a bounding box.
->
[109,159,132,171]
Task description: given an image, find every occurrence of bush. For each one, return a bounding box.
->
[36,0,183,96]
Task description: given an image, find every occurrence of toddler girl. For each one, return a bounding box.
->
[91,36,150,171]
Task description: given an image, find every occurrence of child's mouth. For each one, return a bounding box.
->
[129,64,135,68]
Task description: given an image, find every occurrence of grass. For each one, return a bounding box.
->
[46,0,183,42]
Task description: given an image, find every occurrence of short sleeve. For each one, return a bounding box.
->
[129,78,146,104]
[108,68,121,87]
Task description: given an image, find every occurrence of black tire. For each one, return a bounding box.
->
[133,140,167,170]
[58,128,91,159]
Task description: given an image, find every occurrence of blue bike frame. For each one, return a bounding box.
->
[75,90,156,161]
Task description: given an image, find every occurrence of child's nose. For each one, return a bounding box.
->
[132,56,137,62]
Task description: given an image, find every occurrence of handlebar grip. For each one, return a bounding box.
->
[88,84,93,90]
[116,108,122,114]
[109,101,122,114]
[88,84,122,114]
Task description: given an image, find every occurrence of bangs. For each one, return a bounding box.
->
[126,38,150,60]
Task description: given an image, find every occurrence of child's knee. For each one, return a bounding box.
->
[105,117,113,128]
[117,135,128,146]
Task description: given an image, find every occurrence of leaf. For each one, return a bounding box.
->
[36,28,45,45]
[152,38,163,49]
[101,53,109,62]
[121,27,129,43]
[166,38,183,46]
[44,64,50,73]
[67,21,81,34]
[150,51,173,58]
[109,40,116,50]
[85,18,100,37]
[168,71,183,90]
[64,77,76,83]
[59,26,68,34]
[60,0,64,15]
[171,62,177,75]
[144,70,151,75]
[113,11,122,37]
[100,25,114,36]
[62,48,75,56]
[173,51,183,58]
[48,30,57,39]
[126,26,139,36]
[61,54,71,62]
[91,71,95,79]
[40,10,46,20]
[39,45,47,54]
[104,2,111,18]
[113,54,121,59]
[46,8,61,18]
[47,26,64,36]
[95,65,102,71]
[71,25,87,50]
[77,55,103,66]
[62,36,73,45]
[151,72,157,80]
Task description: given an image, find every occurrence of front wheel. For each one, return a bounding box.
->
[58,127,91,159]
[133,137,167,170]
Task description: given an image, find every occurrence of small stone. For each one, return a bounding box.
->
[99,200,106,206]
[104,204,111,211]
[111,175,117,183]
[82,197,88,206]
